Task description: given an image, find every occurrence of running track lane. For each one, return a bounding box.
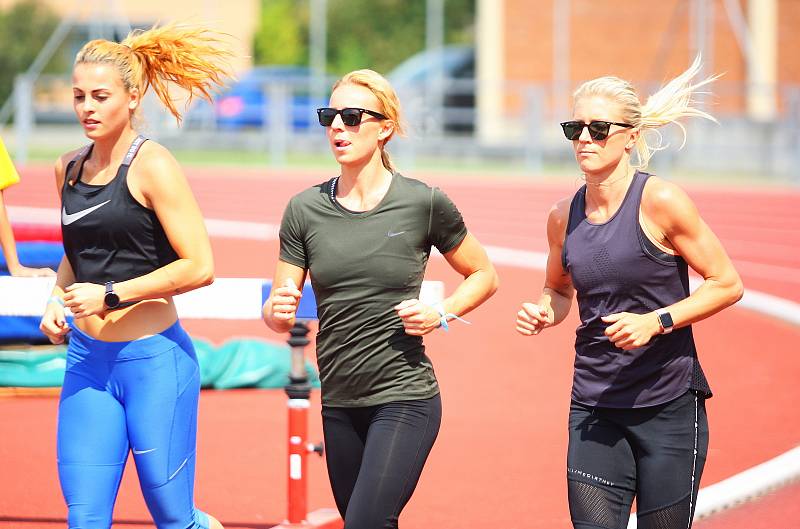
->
[7,166,800,303]
[1,166,798,528]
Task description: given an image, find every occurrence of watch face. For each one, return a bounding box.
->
[659,311,674,329]
[105,292,120,309]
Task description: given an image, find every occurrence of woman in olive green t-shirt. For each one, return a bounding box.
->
[263,69,498,528]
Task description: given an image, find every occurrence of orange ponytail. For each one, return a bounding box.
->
[76,23,234,124]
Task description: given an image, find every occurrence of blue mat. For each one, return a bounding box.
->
[0,241,63,275]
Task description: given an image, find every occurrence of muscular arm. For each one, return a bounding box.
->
[541,199,575,324]
[602,179,743,350]
[112,144,214,303]
[516,198,575,336]
[643,178,743,328]
[439,232,499,317]
[51,153,78,296]
[40,156,78,342]
[395,232,498,336]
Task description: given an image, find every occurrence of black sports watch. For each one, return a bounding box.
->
[655,308,674,334]
[104,281,121,309]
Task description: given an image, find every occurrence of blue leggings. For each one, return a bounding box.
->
[57,321,210,529]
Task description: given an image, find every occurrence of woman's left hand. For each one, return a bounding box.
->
[394,299,441,336]
[63,282,106,319]
[8,264,56,277]
[601,311,661,350]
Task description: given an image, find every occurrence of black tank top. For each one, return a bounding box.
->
[562,171,711,408]
[61,136,179,285]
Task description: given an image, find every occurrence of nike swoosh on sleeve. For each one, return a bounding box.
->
[61,200,111,225]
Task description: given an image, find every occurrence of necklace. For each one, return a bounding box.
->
[583,168,633,188]
[329,176,339,203]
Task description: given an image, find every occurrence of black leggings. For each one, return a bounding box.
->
[321,394,441,529]
[567,390,709,529]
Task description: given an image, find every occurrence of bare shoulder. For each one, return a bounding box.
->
[546,196,573,243]
[132,141,181,176]
[642,175,700,228]
[548,196,572,229]
[54,147,86,187]
[130,141,185,193]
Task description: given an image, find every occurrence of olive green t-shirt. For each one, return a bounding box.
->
[279,173,468,406]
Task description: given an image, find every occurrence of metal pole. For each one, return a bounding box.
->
[553,0,571,120]
[523,85,543,175]
[0,18,73,126]
[688,0,714,162]
[425,0,445,137]
[790,87,800,183]
[267,83,290,167]
[13,75,34,166]
[310,0,328,105]
[689,0,713,78]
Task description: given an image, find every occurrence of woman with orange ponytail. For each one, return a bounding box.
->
[38,24,232,529]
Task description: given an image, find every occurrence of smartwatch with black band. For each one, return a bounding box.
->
[104,281,121,309]
[655,308,674,334]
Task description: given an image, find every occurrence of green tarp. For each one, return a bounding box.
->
[0,338,320,389]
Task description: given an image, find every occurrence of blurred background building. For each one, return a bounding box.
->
[0,0,797,180]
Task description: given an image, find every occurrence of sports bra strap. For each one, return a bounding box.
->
[65,144,93,185]
[122,135,147,166]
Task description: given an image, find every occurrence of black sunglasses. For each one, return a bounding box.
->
[317,107,388,127]
[560,120,634,141]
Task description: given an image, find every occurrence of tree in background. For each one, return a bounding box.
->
[0,0,60,107]
[253,0,474,74]
[254,0,309,65]
[328,0,474,74]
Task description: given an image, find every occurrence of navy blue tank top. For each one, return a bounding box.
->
[562,171,711,407]
[61,136,179,285]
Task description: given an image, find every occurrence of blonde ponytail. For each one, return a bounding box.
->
[573,55,719,170]
[76,23,234,124]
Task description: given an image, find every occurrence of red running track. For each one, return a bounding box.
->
[1,166,798,528]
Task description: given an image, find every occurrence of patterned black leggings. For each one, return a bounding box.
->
[567,391,709,529]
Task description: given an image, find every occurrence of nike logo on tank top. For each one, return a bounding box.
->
[61,200,111,225]
[562,171,709,408]
[60,136,179,284]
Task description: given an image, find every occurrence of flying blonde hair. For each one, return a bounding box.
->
[332,69,405,172]
[573,55,719,170]
[75,23,234,124]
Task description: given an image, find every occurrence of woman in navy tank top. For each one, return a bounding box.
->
[38,25,232,529]
[515,56,743,529]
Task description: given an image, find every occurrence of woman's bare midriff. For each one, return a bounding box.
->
[73,298,179,342]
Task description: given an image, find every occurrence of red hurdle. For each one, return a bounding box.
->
[273,320,342,529]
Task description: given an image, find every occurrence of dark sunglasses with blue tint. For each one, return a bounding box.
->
[560,120,634,141]
[317,107,388,127]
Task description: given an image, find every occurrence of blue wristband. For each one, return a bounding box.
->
[433,302,470,332]
[47,296,65,307]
